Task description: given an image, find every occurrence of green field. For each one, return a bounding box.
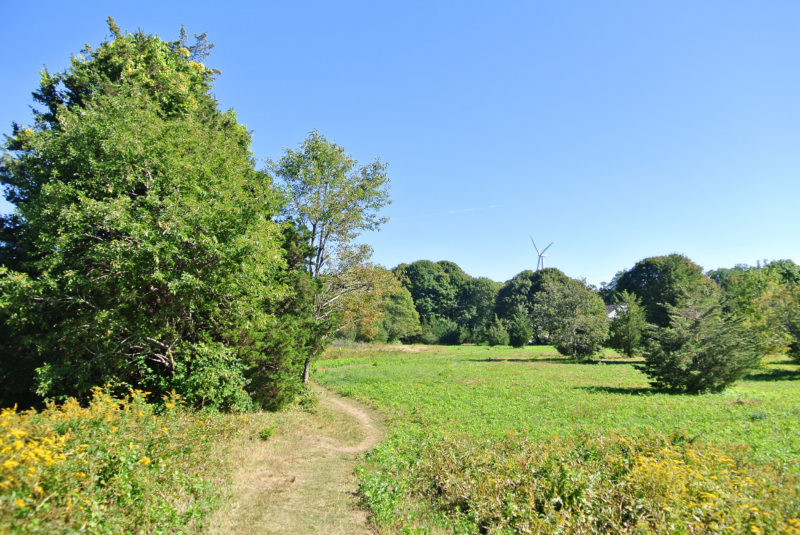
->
[316,344,800,534]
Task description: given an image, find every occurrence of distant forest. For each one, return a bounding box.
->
[341,256,800,362]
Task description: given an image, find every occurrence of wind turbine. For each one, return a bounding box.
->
[530,237,554,271]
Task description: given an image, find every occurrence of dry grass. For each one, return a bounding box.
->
[207,384,384,535]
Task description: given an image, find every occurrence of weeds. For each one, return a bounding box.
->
[0,387,242,533]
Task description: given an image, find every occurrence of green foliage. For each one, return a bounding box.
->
[0,22,304,410]
[258,424,276,441]
[533,277,609,358]
[0,388,244,533]
[271,130,390,279]
[393,260,458,323]
[608,290,647,357]
[418,316,462,345]
[495,268,569,320]
[316,345,800,534]
[713,260,800,356]
[756,283,800,363]
[393,260,500,343]
[485,315,509,346]
[640,289,761,393]
[381,286,422,342]
[615,254,718,327]
[507,308,532,347]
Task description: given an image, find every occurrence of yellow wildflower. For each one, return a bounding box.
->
[139,456,151,466]
[3,459,19,469]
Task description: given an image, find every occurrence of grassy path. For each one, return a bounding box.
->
[208,384,384,535]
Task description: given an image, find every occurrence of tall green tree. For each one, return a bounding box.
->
[380,286,422,343]
[614,254,718,327]
[532,278,609,359]
[271,131,391,382]
[0,21,297,409]
[495,268,571,342]
[608,290,647,357]
[393,260,458,323]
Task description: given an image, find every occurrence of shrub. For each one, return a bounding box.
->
[608,290,647,357]
[0,388,242,533]
[418,317,461,345]
[507,310,533,348]
[640,290,761,393]
[533,278,609,359]
[485,316,509,346]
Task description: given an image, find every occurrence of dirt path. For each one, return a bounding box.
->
[208,385,384,535]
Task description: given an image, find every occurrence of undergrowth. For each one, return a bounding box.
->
[0,387,243,534]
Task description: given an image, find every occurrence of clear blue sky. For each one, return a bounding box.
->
[2,1,798,285]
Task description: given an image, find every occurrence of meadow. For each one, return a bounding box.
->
[316,344,800,534]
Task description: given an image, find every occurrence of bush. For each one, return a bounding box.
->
[507,311,533,348]
[640,290,761,393]
[412,431,800,535]
[608,290,647,357]
[0,388,241,533]
[418,317,462,345]
[485,316,509,346]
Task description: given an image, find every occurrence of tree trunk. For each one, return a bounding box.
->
[302,356,311,384]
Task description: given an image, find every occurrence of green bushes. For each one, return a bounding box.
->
[533,277,609,358]
[485,315,510,346]
[0,388,241,533]
[640,290,761,393]
[507,310,533,347]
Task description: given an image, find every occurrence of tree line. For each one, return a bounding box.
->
[0,21,391,410]
[344,255,799,393]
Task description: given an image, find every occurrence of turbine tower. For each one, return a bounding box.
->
[530,237,554,271]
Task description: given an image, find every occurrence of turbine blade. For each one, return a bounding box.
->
[530,236,540,254]
[542,242,554,253]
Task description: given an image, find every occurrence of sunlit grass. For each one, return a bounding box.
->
[315,345,800,533]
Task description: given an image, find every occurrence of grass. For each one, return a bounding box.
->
[315,344,800,534]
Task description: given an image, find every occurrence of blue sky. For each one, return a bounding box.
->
[2,1,799,285]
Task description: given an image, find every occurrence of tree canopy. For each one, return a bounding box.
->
[614,254,718,327]
[0,20,307,409]
[532,277,609,358]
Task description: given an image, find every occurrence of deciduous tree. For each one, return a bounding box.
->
[533,278,609,359]
[614,255,718,327]
[271,131,391,382]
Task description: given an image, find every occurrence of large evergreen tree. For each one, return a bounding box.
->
[0,20,304,409]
